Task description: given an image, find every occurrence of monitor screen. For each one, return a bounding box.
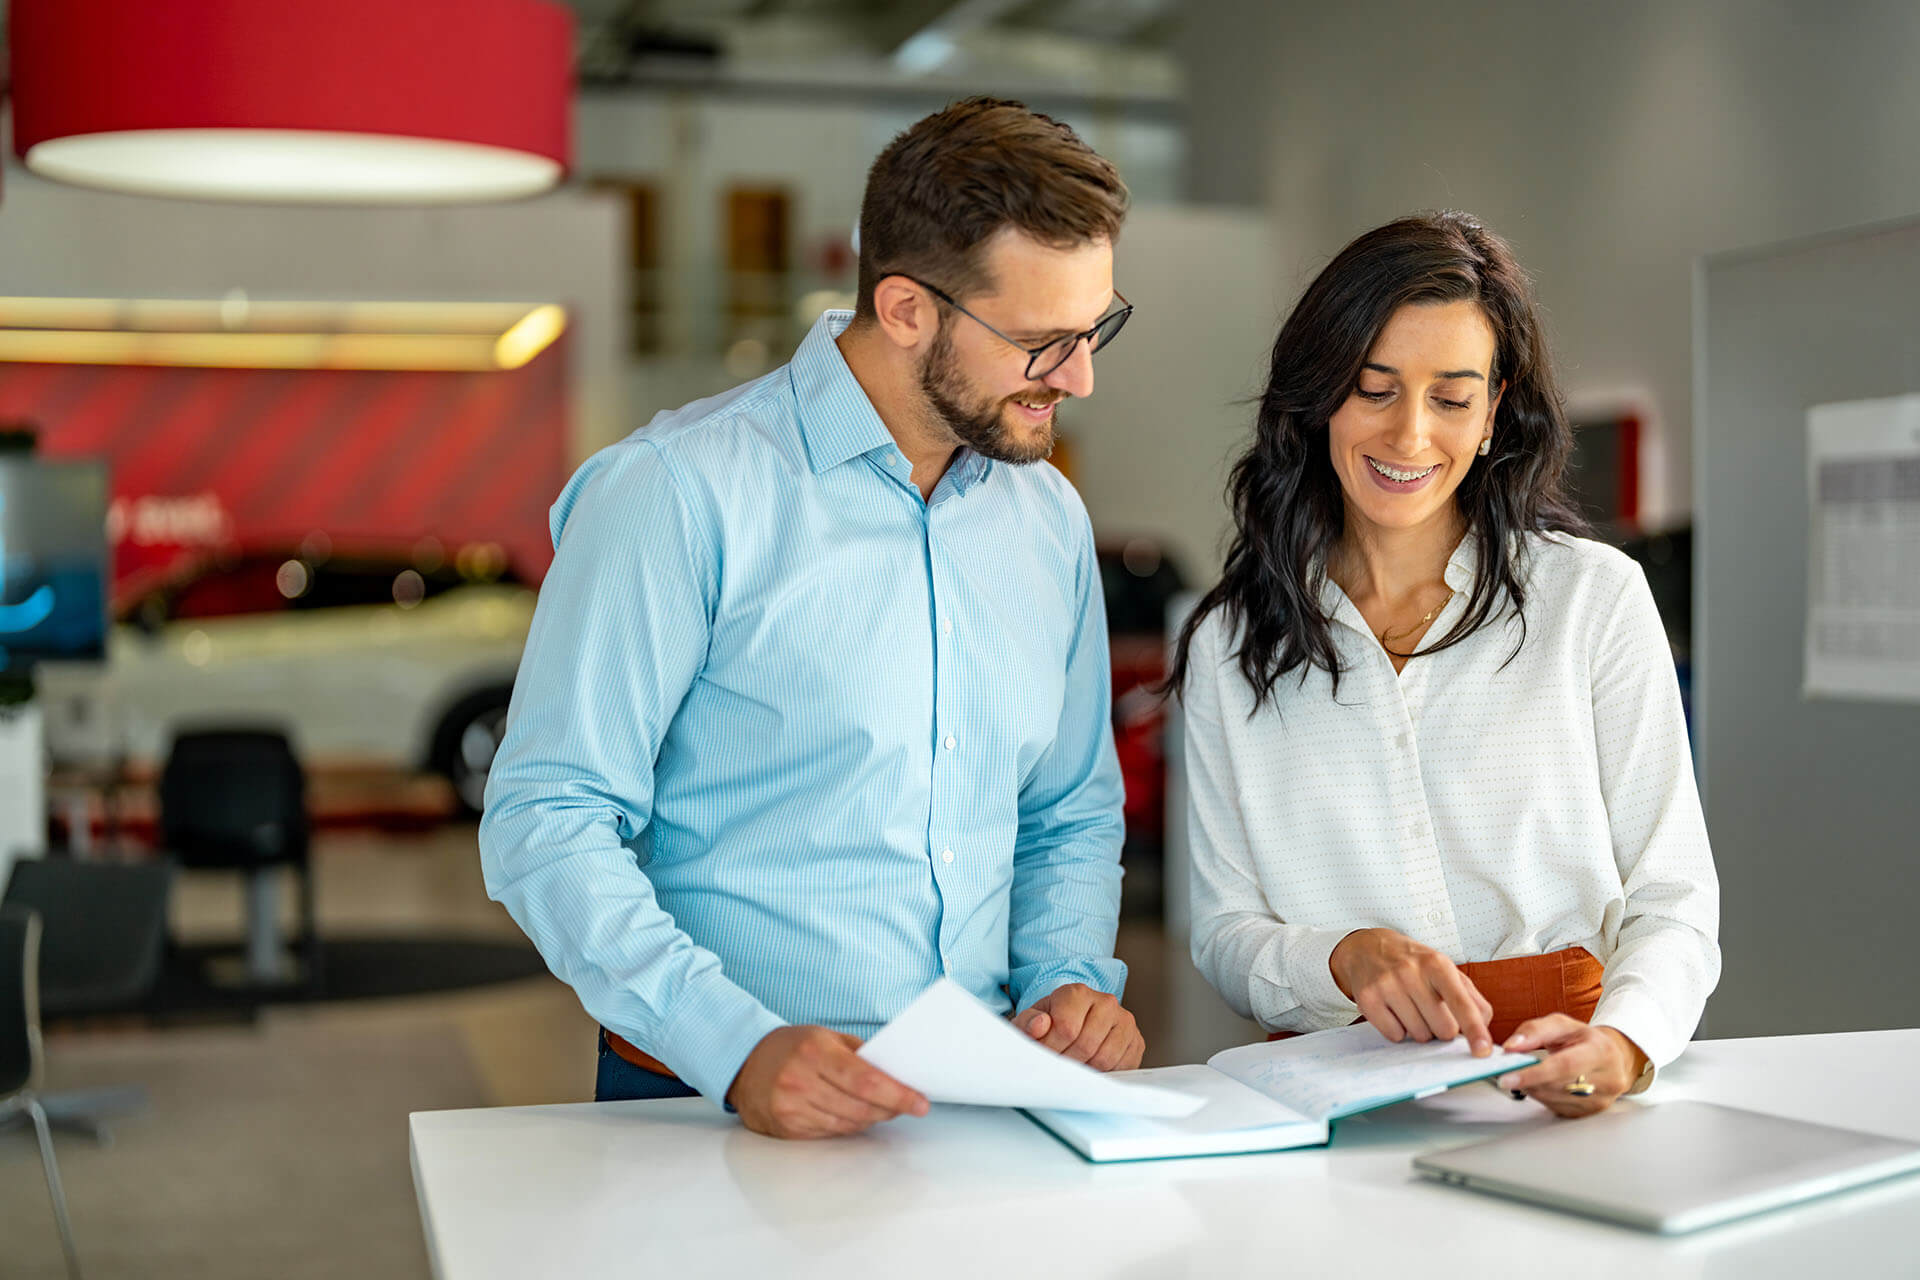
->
[0,457,109,669]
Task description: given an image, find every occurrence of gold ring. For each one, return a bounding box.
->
[1564,1075,1597,1097]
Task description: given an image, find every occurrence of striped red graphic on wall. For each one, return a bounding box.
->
[0,339,568,602]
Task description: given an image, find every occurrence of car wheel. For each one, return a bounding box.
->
[435,691,512,819]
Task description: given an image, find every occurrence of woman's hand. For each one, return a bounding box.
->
[1496,1015,1648,1117]
[1328,928,1495,1055]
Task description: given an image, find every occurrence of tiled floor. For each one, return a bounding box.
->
[1,824,1255,1279]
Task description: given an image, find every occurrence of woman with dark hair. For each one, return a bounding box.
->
[1168,212,1719,1116]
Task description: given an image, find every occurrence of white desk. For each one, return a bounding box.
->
[410,1030,1920,1279]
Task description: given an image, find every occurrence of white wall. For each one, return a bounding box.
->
[578,93,1227,567]
[577,90,1187,454]
[578,91,1185,331]
[0,158,627,462]
[1180,0,1920,525]
[1073,206,1277,579]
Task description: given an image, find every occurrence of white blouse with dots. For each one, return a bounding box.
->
[1181,531,1720,1070]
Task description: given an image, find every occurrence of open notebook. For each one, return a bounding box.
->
[1027,1024,1537,1162]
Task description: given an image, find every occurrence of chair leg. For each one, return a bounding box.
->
[243,867,283,984]
[38,1085,150,1146]
[300,860,322,996]
[26,1095,84,1280]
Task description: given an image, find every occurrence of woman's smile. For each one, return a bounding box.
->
[1364,455,1441,490]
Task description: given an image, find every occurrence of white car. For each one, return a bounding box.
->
[36,549,535,815]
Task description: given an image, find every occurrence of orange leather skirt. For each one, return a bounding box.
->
[1269,945,1603,1044]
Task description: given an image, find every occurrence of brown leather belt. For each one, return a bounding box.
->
[602,1029,679,1079]
[1269,945,1604,1043]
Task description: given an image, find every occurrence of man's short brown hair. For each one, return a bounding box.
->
[855,97,1129,319]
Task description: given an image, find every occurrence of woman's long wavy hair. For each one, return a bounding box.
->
[1166,211,1590,709]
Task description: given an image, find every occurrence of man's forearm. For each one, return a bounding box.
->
[480,794,785,1105]
[1005,839,1125,1009]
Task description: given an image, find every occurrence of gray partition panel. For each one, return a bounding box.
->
[1696,218,1920,1038]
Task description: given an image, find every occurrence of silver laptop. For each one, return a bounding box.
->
[1413,1101,1920,1234]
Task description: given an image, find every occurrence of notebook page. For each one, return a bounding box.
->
[1206,1024,1536,1120]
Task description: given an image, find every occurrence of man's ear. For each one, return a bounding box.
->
[871,276,937,352]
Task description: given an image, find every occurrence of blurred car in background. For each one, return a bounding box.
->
[1098,538,1187,918]
[37,546,533,816]
[37,537,1190,841]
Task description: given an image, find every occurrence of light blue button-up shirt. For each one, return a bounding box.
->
[479,310,1126,1105]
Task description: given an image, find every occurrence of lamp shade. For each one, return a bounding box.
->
[8,0,573,204]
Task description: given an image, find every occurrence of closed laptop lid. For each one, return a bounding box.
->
[1413,1100,1920,1233]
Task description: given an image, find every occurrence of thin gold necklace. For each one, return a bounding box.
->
[1378,589,1454,650]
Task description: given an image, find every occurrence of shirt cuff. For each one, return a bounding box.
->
[1010,957,1128,1014]
[1267,925,1361,1029]
[1592,988,1682,1085]
[650,968,790,1109]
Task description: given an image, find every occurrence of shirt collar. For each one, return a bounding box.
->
[790,310,898,475]
[1317,530,1483,633]
[942,447,993,496]
[1442,531,1481,592]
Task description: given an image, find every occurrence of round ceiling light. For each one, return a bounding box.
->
[8,0,573,205]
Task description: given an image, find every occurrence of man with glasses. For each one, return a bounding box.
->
[480,98,1143,1139]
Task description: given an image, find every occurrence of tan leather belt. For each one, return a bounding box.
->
[602,1029,679,1079]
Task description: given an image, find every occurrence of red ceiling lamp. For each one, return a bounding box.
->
[8,0,573,204]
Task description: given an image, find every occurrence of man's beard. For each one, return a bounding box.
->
[918,324,1059,465]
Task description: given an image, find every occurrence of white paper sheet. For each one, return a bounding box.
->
[856,978,1204,1118]
[1805,395,1920,703]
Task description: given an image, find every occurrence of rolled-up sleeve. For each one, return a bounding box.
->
[478,441,785,1106]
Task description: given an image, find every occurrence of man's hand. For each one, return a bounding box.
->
[1013,983,1145,1071]
[1329,928,1495,1055]
[726,1025,929,1140]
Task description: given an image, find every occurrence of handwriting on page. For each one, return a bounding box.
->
[1221,1031,1524,1119]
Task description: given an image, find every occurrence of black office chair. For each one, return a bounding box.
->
[1,906,85,1279]
[1,857,173,1142]
[160,727,320,993]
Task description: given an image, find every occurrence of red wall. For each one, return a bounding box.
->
[0,337,568,600]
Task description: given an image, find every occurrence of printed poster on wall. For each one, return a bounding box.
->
[1804,394,1920,703]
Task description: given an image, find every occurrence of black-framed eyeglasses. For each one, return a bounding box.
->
[894,274,1133,381]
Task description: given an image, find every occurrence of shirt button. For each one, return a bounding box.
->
[1405,823,1423,841]
[1395,732,1411,749]
[1427,908,1445,926]
[941,848,955,864]
[940,618,953,635]
[943,735,957,751]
